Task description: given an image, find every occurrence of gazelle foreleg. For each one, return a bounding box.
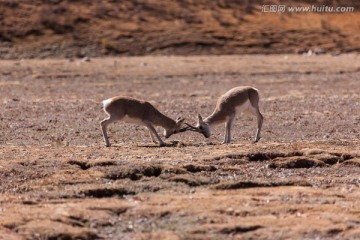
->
[222,113,235,144]
[148,130,157,143]
[143,120,165,146]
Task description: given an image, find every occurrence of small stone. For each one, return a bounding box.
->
[82,56,91,62]
[313,48,326,55]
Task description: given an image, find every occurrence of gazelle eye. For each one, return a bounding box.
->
[199,126,203,130]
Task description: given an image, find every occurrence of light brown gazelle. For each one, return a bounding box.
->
[100,97,185,147]
[185,86,263,144]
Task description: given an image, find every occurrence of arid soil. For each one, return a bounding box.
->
[1,0,360,58]
[1,54,360,239]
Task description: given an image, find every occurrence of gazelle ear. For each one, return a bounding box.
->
[198,114,204,123]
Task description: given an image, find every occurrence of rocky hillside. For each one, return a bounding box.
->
[0,0,359,58]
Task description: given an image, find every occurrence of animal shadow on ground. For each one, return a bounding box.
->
[138,141,216,148]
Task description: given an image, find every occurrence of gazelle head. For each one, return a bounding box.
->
[196,114,211,138]
[164,117,185,138]
[183,114,211,138]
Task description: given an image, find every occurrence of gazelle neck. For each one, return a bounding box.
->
[153,112,176,130]
[204,110,226,126]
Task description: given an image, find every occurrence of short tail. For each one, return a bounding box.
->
[102,98,113,110]
[248,87,260,108]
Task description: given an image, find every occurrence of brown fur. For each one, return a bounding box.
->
[197,86,263,143]
[104,97,175,130]
[205,86,260,124]
[100,97,184,147]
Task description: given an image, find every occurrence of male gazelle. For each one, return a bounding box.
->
[185,86,263,144]
[100,97,185,147]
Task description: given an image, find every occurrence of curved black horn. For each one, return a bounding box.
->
[184,123,198,131]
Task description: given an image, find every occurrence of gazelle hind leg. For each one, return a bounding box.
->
[249,106,263,142]
[248,89,263,143]
[100,116,117,147]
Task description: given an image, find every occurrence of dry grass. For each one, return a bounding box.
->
[0,54,359,239]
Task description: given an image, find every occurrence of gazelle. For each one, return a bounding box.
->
[185,86,263,144]
[100,97,185,147]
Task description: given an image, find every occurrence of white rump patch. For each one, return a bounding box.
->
[102,98,113,109]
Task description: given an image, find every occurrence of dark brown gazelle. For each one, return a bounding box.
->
[184,86,264,144]
[100,97,185,147]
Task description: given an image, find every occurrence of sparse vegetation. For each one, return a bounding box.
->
[0,54,359,238]
[0,0,359,238]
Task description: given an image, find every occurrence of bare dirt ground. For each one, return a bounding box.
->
[0,54,360,239]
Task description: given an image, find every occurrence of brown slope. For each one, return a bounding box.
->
[0,0,359,58]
